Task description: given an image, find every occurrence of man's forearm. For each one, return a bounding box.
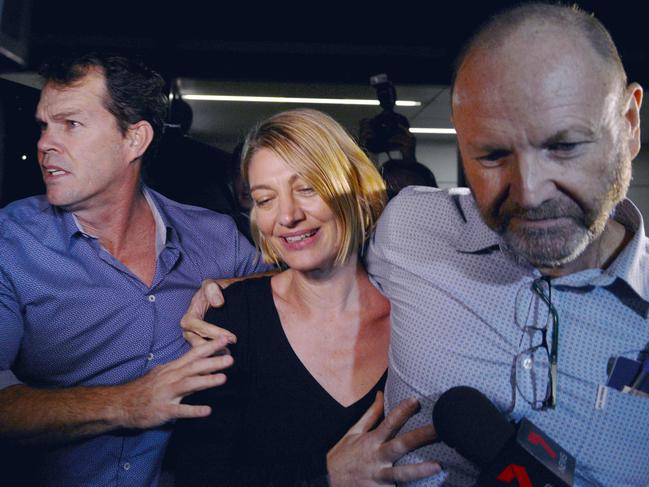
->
[0,383,127,445]
[0,340,233,446]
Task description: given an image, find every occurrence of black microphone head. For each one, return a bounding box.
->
[432,386,515,468]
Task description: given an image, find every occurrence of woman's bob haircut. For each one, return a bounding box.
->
[241,108,387,266]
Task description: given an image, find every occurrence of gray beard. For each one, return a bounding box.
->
[477,148,631,270]
[500,219,598,268]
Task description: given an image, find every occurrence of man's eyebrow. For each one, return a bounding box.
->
[51,110,83,121]
[545,128,597,143]
[35,109,83,122]
[471,143,510,154]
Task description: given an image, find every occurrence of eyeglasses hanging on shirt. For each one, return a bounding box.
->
[514,276,559,410]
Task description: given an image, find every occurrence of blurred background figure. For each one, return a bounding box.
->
[226,142,254,242]
[143,81,253,241]
[358,74,438,199]
[380,157,438,200]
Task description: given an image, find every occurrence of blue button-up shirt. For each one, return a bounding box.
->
[0,188,267,486]
[367,187,649,486]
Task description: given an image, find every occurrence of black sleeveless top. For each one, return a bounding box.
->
[172,276,387,486]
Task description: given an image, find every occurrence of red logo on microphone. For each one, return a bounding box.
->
[496,464,533,487]
[527,431,557,459]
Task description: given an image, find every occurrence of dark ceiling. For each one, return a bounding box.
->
[26,0,648,87]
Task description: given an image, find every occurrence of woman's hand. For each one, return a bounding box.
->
[327,392,440,486]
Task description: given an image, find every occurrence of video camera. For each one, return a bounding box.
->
[364,73,410,154]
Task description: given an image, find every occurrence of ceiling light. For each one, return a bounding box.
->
[409,127,456,135]
[183,94,421,107]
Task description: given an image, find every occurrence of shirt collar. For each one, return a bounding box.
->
[454,194,649,312]
[543,199,649,317]
[142,188,168,257]
[452,190,502,253]
[65,186,171,257]
[602,199,649,303]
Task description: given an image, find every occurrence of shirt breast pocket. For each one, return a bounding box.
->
[575,385,649,486]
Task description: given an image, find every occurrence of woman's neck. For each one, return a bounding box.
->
[272,255,365,315]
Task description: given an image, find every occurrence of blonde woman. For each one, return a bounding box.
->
[173,109,437,486]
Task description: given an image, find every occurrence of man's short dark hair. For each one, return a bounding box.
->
[39,52,168,162]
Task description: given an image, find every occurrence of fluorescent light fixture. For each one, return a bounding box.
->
[183,94,421,107]
[409,127,456,135]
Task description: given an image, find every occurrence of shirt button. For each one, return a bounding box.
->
[147,294,156,302]
[146,353,154,361]
[522,357,533,370]
[122,462,131,471]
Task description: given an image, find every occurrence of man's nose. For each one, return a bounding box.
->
[510,151,555,208]
[278,193,305,227]
[37,128,58,155]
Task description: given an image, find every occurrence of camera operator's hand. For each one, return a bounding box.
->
[358,118,417,163]
[386,124,416,163]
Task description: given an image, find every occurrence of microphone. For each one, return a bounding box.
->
[432,386,575,486]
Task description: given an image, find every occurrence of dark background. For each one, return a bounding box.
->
[27,1,648,85]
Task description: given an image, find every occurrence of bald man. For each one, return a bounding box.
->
[367,3,648,485]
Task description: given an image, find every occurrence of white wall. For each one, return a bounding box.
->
[415,138,459,189]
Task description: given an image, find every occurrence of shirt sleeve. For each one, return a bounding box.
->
[0,266,24,389]
[365,196,399,296]
[232,224,273,277]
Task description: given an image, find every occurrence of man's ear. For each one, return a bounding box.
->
[125,120,154,162]
[623,82,643,159]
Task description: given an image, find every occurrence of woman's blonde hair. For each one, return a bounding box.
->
[241,108,386,266]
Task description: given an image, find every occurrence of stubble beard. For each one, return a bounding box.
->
[480,149,631,269]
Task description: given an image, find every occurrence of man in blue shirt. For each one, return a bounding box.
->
[0,53,266,485]
[366,3,648,486]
